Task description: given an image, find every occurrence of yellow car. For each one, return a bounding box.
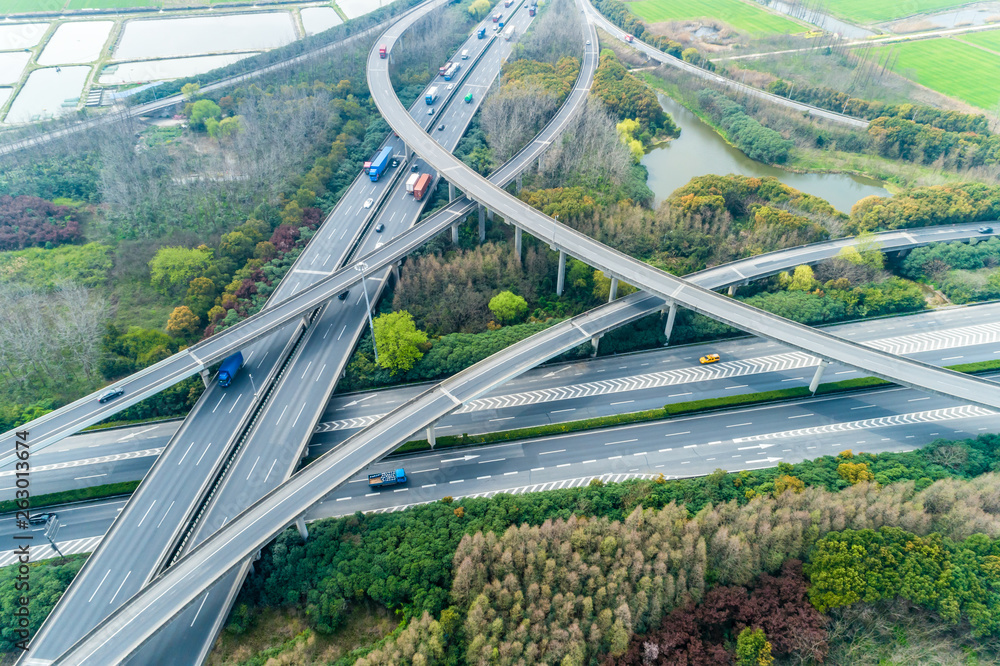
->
[699,353,721,365]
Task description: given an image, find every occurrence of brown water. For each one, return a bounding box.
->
[642,94,890,214]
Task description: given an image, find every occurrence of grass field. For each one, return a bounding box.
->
[627,0,804,34]
[814,0,970,24]
[958,28,1000,54]
[869,38,1000,109]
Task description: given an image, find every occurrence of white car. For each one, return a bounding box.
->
[447,83,454,90]
[364,198,374,208]
[427,107,434,115]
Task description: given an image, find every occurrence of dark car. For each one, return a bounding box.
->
[391,159,399,168]
[979,226,993,234]
[28,512,56,525]
[98,387,125,404]
[338,290,350,300]
[375,223,385,233]
[411,164,419,172]
[438,123,445,131]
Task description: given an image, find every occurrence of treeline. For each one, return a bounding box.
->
[850,182,1000,233]
[593,50,678,143]
[766,79,990,134]
[899,236,1000,304]
[0,195,81,251]
[697,90,792,163]
[867,116,1000,169]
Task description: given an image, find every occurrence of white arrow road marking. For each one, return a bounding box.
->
[439,455,480,463]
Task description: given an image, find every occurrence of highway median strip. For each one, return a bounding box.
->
[15,360,1000,513]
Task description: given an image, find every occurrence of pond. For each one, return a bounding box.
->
[641,94,890,214]
[886,3,1000,32]
[4,66,90,124]
[0,22,49,50]
[301,7,344,36]
[99,53,257,85]
[114,12,296,60]
[37,21,113,66]
[339,0,388,20]
[0,51,30,85]
[759,0,874,38]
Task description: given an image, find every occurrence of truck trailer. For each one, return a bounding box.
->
[368,468,407,488]
[405,173,419,193]
[368,146,392,181]
[425,85,439,104]
[504,25,515,40]
[218,352,244,388]
[379,44,388,58]
[444,63,461,80]
[412,173,432,201]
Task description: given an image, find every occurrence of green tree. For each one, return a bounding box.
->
[184,277,217,321]
[788,265,817,292]
[219,231,255,264]
[373,311,428,374]
[736,627,774,666]
[488,291,528,324]
[166,306,200,338]
[189,99,222,131]
[149,246,213,296]
[181,82,200,100]
[468,0,491,19]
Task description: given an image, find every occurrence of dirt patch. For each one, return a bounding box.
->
[647,19,745,52]
[888,18,939,33]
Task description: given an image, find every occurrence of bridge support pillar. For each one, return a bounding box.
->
[296,517,309,542]
[487,208,494,222]
[391,262,400,283]
[451,222,459,244]
[556,250,567,296]
[301,314,311,329]
[727,284,737,297]
[591,334,603,357]
[608,277,619,302]
[663,301,678,344]
[449,182,456,201]
[516,171,523,193]
[427,422,436,450]
[809,361,830,394]
[514,226,522,260]
[478,204,486,243]
[199,369,211,389]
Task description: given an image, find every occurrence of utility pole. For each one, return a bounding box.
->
[355,261,379,362]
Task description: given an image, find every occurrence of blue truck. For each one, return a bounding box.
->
[425,85,439,105]
[368,146,393,181]
[218,352,244,388]
[477,26,486,38]
[368,468,407,489]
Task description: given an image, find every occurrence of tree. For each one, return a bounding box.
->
[488,291,528,324]
[788,265,817,292]
[373,311,428,374]
[184,277,217,321]
[166,306,200,338]
[736,628,774,666]
[219,231,255,264]
[181,83,201,100]
[148,246,213,296]
[189,99,222,131]
[468,0,491,19]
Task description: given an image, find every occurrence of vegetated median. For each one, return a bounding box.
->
[15,359,1000,515]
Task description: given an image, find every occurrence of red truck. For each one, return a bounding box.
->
[624,34,634,43]
[528,5,536,15]
[413,173,432,201]
[379,45,388,58]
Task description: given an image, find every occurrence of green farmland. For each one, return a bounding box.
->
[0,0,261,12]
[958,28,1000,55]
[627,0,804,34]
[870,38,1000,109]
[814,0,971,24]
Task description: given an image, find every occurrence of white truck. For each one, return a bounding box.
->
[406,173,420,193]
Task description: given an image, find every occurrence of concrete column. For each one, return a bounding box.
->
[296,517,308,542]
[427,422,436,450]
[591,334,602,357]
[301,314,311,329]
[516,172,523,193]
[448,182,456,201]
[514,227,523,260]
[663,301,678,344]
[727,284,736,297]
[809,361,830,394]
[487,208,494,222]
[391,262,400,283]
[249,562,255,576]
[556,250,567,296]
[478,204,486,243]
[451,222,459,244]
[199,369,211,389]
[608,277,619,302]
